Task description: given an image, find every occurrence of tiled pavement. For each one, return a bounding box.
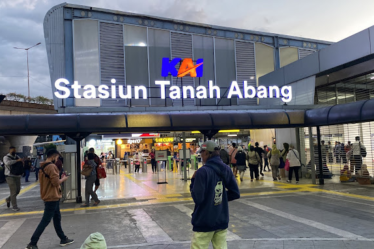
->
[1,167,374,248]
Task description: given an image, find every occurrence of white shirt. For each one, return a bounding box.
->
[3,153,21,177]
[352,142,366,156]
[286,149,301,167]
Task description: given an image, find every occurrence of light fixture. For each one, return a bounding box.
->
[88,139,96,147]
[219,130,240,133]
[138,42,146,47]
[116,139,123,145]
[228,134,237,137]
[191,131,201,134]
[370,76,374,80]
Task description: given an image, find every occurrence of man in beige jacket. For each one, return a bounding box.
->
[25,149,74,249]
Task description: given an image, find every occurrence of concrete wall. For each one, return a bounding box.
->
[275,128,297,150]
[249,129,275,148]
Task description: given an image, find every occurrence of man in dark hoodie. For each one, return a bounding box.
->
[190,141,240,249]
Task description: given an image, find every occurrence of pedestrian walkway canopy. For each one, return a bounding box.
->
[0,99,373,135]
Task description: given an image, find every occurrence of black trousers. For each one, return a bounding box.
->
[249,164,259,179]
[288,166,300,181]
[135,165,140,172]
[151,159,157,172]
[352,155,362,173]
[30,201,66,245]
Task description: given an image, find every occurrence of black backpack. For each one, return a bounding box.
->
[7,156,24,176]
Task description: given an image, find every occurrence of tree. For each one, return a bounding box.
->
[44,143,57,153]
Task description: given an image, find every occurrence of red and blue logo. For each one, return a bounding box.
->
[162,58,203,77]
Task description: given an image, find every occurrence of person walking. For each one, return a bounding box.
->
[351,136,366,174]
[246,146,261,182]
[263,145,270,172]
[280,143,289,180]
[24,156,32,182]
[3,146,24,211]
[235,147,247,181]
[219,145,230,165]
[229,143,238,177]
[81,153,100,207]
[25,149,74,249]
[88,148,102,198]
[190,140,240,249]
[33,155,42,182]
[134,152,140,173]
[149,149,157,173]
[334,142,341,163]
[286,145,301,183]
[327,141,333,163]
[254,142,265,176]
[268,144,281,181]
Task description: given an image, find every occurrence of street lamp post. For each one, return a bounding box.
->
[14,42,41,98]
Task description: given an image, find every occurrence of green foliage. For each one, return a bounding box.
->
[44,143,57,153]
[5,93,53,105]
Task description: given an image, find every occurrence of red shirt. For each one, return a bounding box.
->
[149,152,155,159]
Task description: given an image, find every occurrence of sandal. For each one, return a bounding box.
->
[93,201,101,206]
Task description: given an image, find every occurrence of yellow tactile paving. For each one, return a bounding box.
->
[0,181,39,206]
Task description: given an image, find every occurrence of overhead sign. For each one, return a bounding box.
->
[127,139,141,144]
[132,133,160,138]
[162,58,203,77]
[54,57,292,103]
[155,137,174,143]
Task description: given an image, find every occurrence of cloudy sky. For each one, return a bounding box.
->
[1,0,374,99]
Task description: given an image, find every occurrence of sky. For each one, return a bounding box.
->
[1,0,374,99]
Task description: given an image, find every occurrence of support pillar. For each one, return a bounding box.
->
[308,127,316,184]
[316,127,324,185]
[66,132,91,203]
[183,132,187,182]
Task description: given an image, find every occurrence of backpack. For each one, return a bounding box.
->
[359,142,367,158]
[7,156,24,176]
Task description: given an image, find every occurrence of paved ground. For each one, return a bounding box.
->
[1,167,374,248]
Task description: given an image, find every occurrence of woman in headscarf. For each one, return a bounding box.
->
[279,143,289,180]
[268,144,281,181]
[235,147,247,181]
[246,146,261,182]
[81,153,100,207]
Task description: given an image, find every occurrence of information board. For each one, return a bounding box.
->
[179,149,191,159]
[155,150,168,161]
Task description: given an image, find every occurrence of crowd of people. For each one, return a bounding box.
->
[219,141,302,183]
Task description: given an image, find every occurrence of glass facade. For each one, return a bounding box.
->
[315,72,374,105]
[71,21,312,108]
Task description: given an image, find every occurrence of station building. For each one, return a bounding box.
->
[1,2,374,200]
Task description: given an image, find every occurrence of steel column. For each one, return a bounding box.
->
[316,126,324,185]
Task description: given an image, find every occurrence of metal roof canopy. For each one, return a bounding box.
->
[0,99,373,136]
[0,110,304,136]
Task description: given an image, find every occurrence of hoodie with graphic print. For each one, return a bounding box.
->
[190,155,240,232]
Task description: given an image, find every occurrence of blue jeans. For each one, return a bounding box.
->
[35,168,40,181]
[25,170,30,182]
[30,201,66,245]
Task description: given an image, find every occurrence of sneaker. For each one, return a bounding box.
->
[286,180,291,183]
[12,207,20,212]
[60,237,74,247]
[25,244,38,249]
[296,181,299,184]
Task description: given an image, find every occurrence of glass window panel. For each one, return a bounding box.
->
[73,20,100,107]
[279,47,298,68]
[148,28,172,106]
[193,35,215,106]
[215,38,236,106]
[124,25,149,106]
[255,43,274,85]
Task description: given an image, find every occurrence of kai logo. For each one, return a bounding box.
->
[161,58,203,77]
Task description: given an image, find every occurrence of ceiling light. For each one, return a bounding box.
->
[191,131,201,134]
[116,139,123,145]
[219,130,240,133]
[228,134,237,137]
